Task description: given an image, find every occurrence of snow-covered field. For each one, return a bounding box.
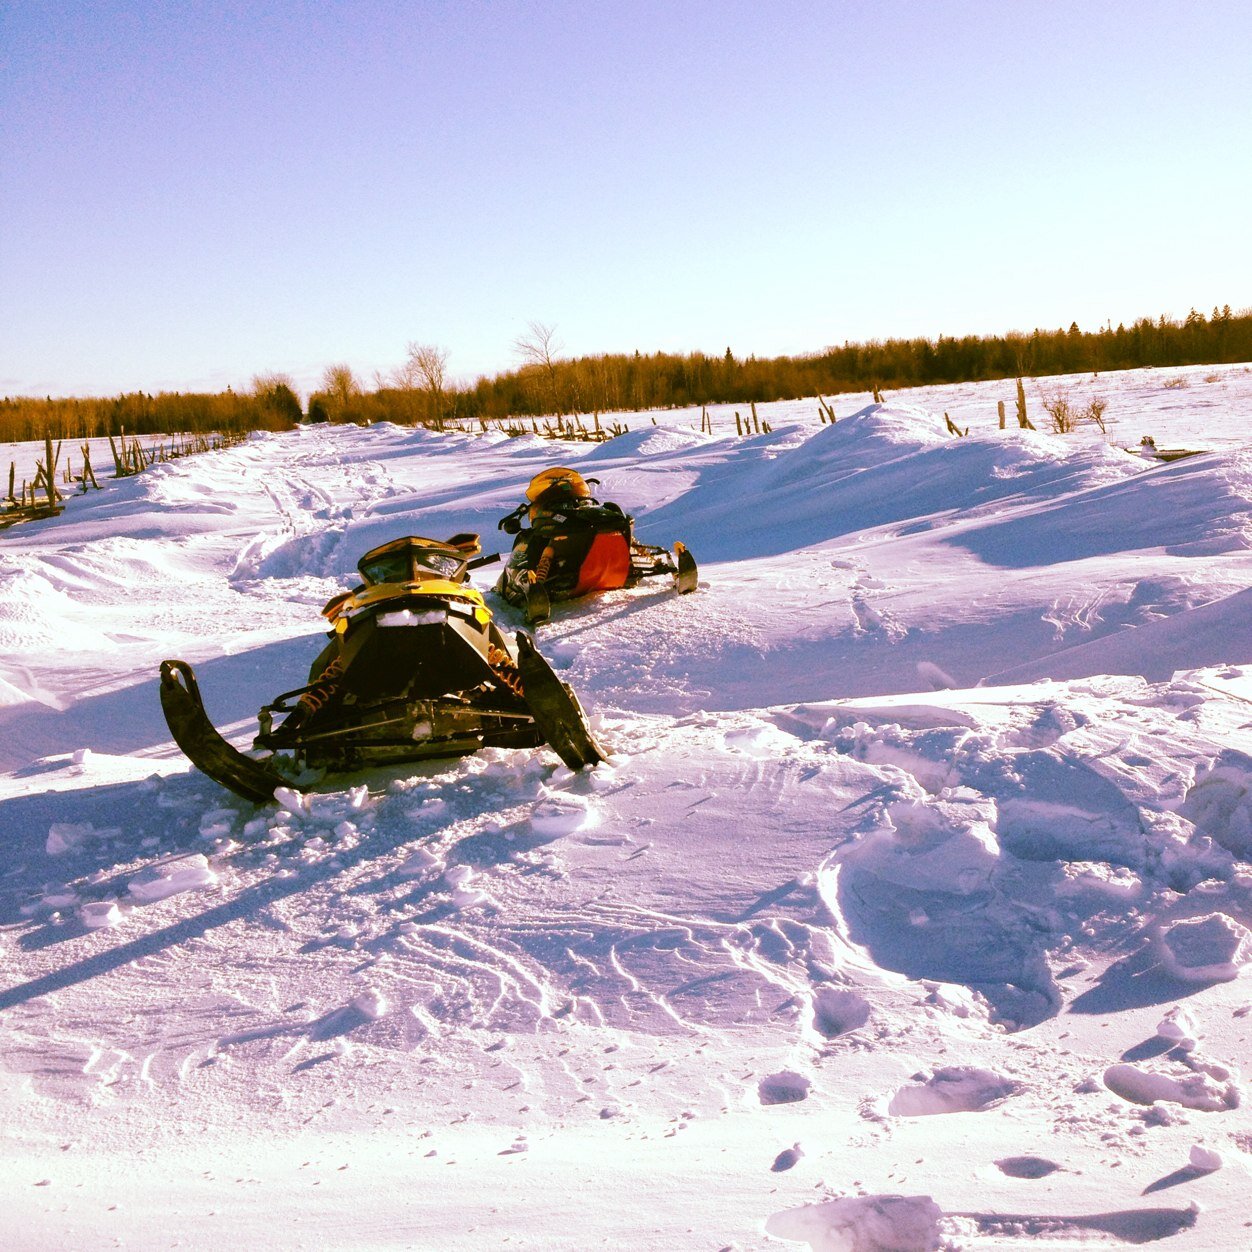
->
[1,365,1250,1251]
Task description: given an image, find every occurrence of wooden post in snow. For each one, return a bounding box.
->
[43,434,60,505]
[1015,378,1035,430]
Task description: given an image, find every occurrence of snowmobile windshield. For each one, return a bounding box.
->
[360,551,411,585]
[413,551,464,579]
[360,549,464,584]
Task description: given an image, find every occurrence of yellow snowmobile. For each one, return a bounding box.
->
[160,534,604,802]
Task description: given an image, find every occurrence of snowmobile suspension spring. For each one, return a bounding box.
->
[298,655,345,715]
[534,545,555,582]
[487,645,526,700]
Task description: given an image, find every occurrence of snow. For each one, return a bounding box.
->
[1,364,1251,1249]
[1155,913,1252,983]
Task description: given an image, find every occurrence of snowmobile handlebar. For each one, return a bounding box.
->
[467,552,502,570]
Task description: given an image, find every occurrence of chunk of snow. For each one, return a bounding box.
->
[445,864,491,909]
[530,796,599,837]
[765,1194,943,1252]
[272,787,307,815]
[80,900,122,930]
[46,822,95,856]
[1055,861,1142,896]
[888,1066,1020,1116]
[1181,752,1252,856]
[1155,913,1252,983]
[1189,1145,1222,1171]
[398,847,442,876]
[1156,1006,1199,1051]
[127,854,218,903]
[1103,1062,1239,1111]
[351,988,388,1020]
[920,983,985,1020]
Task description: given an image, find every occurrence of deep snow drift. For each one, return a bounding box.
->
[1,365,1250,1251]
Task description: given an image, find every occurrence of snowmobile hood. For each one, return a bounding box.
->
[324,580,489,626]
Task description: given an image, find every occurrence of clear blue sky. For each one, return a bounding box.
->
[3,1,1250,398]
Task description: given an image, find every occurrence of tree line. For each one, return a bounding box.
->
[309,305,1252,425]
[4,306,1249,439]
[0,377,301,442]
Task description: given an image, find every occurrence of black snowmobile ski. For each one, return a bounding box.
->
[673,542,698,594]
[159,660,293,803]
[524,580,551,626]
[626,540,698,594]
[515,632,606,770]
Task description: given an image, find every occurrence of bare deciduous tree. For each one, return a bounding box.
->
[250,372,302,428]
[1039,386,1108,435]
[389,343,450,428]
[409,342,449,428]
[513,321,564,415]
[320,364,361,417]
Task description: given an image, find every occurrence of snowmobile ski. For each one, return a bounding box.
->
[515,632,606,770]
[674,542,698,594]
[159,659,292,803]
[524,580,551,626]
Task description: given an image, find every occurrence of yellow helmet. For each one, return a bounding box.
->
[525,467,592,518]
[526,467,591,504]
